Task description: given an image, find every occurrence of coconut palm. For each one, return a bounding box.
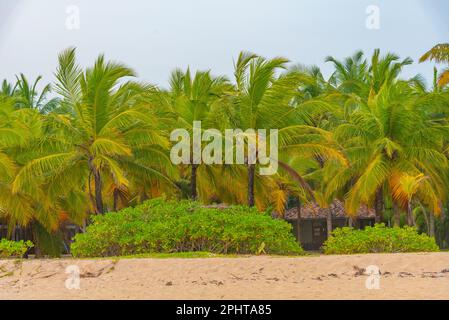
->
[0,98,72,237]
[328,80,448,226]
[229,52,301,207]
[420,43,449,88]
[168,68,231,200]
[1,80,14,97]
[322,50,431,222]
[13,74,60,113]
[207,52,343,213]
[12,48,176,215]
[326,49,417,98]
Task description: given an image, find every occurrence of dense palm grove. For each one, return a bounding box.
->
[1,43,449,250]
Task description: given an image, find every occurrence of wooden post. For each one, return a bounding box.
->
[326,210,333,239]
[296,200,301,245]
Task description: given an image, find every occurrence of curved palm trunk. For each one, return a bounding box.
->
[374,188,384,224]
[190,164,198,200]
[247,164,255,207]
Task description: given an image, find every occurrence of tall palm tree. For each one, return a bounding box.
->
[12,48,175,215]
[327,80,447,226]
[420,43,449,88]
[0,99,64,230]
[205,52,342,213]
[230,52,301,207]
[168,68,231,200]
[323,50,431,223]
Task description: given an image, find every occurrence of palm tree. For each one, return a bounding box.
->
[329,80,447,226]
[12,48,175,215]
[168,68,231,200]
[13,74,60,113]
[204,54,344,215]
[230,52,303,207]
[0,98,74,244]
[325,50,369,97]
[420,44,449,88]
[1,80,14,96]
[322,50,434,223]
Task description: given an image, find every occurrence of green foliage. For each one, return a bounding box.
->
[323,224,439,254]
[71,198,304,257]
[33,222,64,258]
[1,46,449,255]
[0,239,34,258]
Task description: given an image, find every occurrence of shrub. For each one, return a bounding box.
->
[323,224,439,255]
[71,198,304,257]
[0,239,34,258]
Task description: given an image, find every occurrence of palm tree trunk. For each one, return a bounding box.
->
[247,164,255,207]
[374,188,384,224]
[393,203,401,227]
[421,206,430,234]
[326,210,333,239]
[30,220,41,258]
[429,212,435,238]
[113,189,119,212]
[88,158,104,214]
[93,169,104,214]
[190,164,198,200]
[407,201,414,226]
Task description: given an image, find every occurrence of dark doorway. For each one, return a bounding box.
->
[312,220,327,250]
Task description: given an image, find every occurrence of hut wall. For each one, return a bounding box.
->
[290,220,313,244]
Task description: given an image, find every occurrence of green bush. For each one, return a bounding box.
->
[0,239,34,258]
[71,198,303,257]
[323,224,439,255]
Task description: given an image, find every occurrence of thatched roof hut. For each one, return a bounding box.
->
[282,200,376,250]
[284,200,375,220]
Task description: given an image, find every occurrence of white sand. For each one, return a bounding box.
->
[1,252,449,300]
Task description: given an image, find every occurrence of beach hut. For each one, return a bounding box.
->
[284,200,376,250]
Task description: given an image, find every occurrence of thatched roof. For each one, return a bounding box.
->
[284,200,375,220]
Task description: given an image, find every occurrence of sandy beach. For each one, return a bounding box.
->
[1,252,449,300]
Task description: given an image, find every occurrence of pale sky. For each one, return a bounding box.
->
[0,0,448,89]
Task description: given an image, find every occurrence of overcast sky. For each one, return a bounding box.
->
[0,0,448,89]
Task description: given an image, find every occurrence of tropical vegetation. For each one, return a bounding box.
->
[71,198,303,257]
[0,43,449,256]
[0,239,34,258]
[323,224,439,254]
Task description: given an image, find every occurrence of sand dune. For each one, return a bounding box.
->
[1,252,449,300]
